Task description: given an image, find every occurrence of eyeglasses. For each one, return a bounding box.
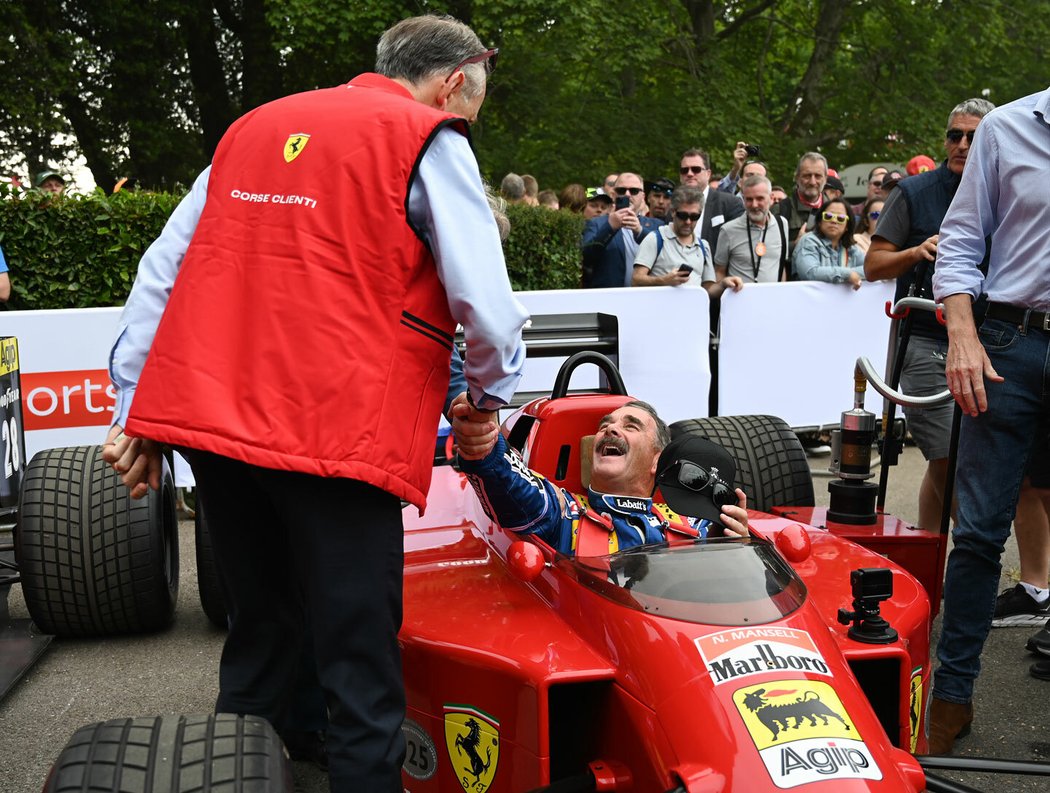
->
[675,211,701,222]
[821,211,849,223]
[869,179,883,187]
[446,48,499,81]
[946,128,976,144]
[868,210,881,220]
[679,165,708,175]
[615,186,644,196]
[661,460,737,508]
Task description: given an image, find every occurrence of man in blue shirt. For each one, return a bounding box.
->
[929,84,1050,754]
[0,244,10,303]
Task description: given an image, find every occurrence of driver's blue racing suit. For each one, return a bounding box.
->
[459,435,712,555]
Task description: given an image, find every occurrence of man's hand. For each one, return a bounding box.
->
[943,294,1004,416]
[722,276,744,293]
[914,234,939,262]
[731,141,748,175]
[449,393,500,460]
[720,489,749,537]
[102,424,163,500]
[662,269,692,286]
[608,207,639,233]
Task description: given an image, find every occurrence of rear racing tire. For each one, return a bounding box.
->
[16,445,179,637]
[44,713,292,793]
[195,501,229,630]
[669,415,814,512]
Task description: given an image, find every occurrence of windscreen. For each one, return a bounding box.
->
[558,537,806,626]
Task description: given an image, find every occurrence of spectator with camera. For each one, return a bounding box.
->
[582,172,663,288]
[678,148,743,258]
[713,175,789,284]
[717,141,765,194]
[774,151,828,254]
[632,185,742,299]
[791,197,866,289]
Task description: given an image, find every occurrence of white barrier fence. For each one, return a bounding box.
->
[1,280,896,476]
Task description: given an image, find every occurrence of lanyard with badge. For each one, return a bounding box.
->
[744,215,770,280]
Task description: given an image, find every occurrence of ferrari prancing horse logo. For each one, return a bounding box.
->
[444,704,499,792]
[283,133,310,163]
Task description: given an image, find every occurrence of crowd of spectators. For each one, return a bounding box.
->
[499,140,936,297]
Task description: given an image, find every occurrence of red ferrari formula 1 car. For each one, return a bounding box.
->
[397,354,934,793]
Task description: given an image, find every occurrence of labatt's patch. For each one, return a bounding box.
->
[696,627,830,685]
[734,680,882,788]
[444,704,500,793]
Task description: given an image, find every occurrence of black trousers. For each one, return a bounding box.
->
[182,448,405,793]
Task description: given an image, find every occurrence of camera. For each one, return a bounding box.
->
[614,196,630,211]
[744,143,762,158]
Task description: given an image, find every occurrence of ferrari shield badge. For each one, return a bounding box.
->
[733,680,882,788]
[444,704,499,792]
[909,667,923,753]
[283,133,310,163]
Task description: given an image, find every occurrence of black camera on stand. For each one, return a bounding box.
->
[837,568,898,644]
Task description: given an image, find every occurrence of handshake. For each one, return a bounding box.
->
[448,392,500,460]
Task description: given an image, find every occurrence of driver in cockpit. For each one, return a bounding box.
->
[451,399,749,556]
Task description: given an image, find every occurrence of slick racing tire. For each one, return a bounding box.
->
[44,714,293,793]
[195,502,229,630]
[670,415,814,512]
[16,445,179,637]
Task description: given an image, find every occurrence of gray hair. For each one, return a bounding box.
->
[376,15,488,99]
[947,98,996,129]
[740,174,772,193]
[624,400,671,451]
[500,172,525,201]
[794,152,828,179]
[670,185,704,212]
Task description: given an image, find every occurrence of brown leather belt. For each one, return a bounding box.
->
[985,302,1050,332]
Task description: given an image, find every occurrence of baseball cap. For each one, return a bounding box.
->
[646,178,675,196]
[655,436,738,524]
[907,155,936,175]
[586,187,612,204]
[34,170,64,187]
[824,175,845,193]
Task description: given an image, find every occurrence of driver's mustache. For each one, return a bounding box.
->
[597,436,627,455]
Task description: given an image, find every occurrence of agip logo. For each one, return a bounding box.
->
[733,680,881,788]
[283,133,310,163]
[444,704,499,793]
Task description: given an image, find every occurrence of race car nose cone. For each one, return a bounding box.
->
[776,523,812,563]
[507,540,547,582]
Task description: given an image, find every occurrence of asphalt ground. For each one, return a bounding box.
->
[0,445,1047,793]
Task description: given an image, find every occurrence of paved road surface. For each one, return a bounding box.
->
[1,445,1047,792]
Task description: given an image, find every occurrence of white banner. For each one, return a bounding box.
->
[717,281,896,428]
[0,282,897,479]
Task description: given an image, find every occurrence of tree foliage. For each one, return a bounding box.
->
[1,0,1047,193]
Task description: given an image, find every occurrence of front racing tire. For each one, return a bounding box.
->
[44,714,292,793]
[670,415,814,512]
[16,445,179,637]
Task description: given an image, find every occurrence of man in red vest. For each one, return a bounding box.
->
[103,14,527,792]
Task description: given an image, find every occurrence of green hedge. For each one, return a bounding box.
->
[0,190,584,309]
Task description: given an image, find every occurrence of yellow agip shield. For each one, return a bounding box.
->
[444,704,499,792]
[283,134,310,163]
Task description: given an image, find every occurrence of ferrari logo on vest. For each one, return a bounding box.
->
[444,704,499,792]
[283,133,310,163]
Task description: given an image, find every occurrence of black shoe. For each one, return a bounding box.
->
[281,729,328,770]
[1026,620,1050,656]
[991,583,1050,627]
[1030,658,1050,681]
